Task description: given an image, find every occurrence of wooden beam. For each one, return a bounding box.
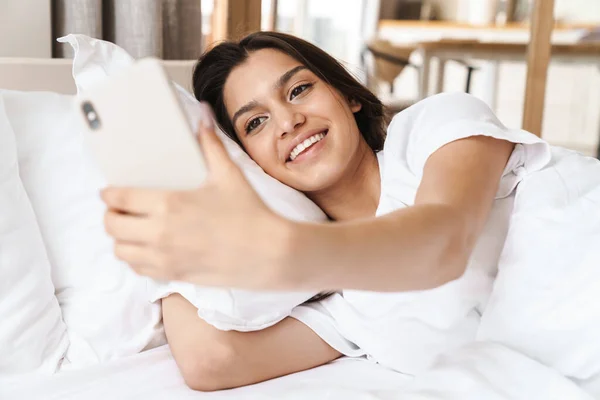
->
[211,0,261,44]
[522,0,555,137]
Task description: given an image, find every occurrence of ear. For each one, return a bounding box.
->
[349,98,362,113]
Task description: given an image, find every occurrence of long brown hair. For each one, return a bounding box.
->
[192,31,387,151]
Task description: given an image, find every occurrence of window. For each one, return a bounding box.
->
[201,0,379,81]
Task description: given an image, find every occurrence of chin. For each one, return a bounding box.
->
[290,171,343,194]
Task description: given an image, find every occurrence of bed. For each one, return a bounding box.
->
[1,57,597,400]
[0,345,411,399]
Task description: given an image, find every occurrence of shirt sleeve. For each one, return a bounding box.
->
[386,92,552,199]
[290,294,365,358]
[147,279,319,332]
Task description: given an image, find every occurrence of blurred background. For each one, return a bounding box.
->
[1,0,599,156]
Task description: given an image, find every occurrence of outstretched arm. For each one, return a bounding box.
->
[102,110,513,293]
[285,136,515,291]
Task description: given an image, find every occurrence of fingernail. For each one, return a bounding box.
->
[199,102,215,130]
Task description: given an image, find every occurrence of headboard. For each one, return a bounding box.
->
[0,58,196,94]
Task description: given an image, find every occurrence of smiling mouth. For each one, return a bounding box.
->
[287,130,328,162]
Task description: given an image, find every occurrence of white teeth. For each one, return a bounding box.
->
[289,132,326,161]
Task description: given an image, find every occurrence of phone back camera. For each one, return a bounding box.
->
[82,101,101,130]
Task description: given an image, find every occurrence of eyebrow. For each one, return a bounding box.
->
[231,65,308,128]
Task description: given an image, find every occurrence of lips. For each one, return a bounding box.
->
[286,129,328,162]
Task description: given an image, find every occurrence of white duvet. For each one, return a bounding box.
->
[0,342,591,400]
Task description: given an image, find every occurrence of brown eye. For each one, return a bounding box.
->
[289,83,312,100]
[245,116,267,134]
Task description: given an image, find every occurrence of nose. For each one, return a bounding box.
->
[274,104,305,138]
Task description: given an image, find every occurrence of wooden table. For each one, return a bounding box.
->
[415,39,600,157]
[378,20,600,154]
[378,20,600,102]
[416,39,600,100]
[378,20,596,43]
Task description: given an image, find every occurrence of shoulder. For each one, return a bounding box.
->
[384,93,506,164]
[387,92,501,136]
[382,92,550,183]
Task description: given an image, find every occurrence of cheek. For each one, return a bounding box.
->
[307,89,339,114]
[310,90,357,135]
[244,135,279,171]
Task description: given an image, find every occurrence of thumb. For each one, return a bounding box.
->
[196,102,236,174]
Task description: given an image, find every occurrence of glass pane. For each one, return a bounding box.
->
[276,0,301,34]
[201,0,213,42]
[304,0,364,64]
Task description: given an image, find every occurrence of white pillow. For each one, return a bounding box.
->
[5,89,163,367]
[0,93,69,375]
[56,34,324,333]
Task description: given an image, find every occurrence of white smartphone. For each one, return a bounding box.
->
[74,58,208,190]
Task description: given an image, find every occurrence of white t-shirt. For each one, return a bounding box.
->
[291,92,552,375]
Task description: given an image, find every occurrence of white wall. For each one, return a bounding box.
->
[494,62,600,154]
[392,60,600,156]
[555,0,600,23]
[0,0,52,57]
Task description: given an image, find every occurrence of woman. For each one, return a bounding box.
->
[100,32,598,391]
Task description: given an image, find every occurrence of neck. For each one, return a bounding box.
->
[308,143,381,222]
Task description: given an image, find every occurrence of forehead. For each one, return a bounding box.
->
[223,49,306,114]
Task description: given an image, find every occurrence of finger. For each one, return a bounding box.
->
[101,187,172,215]
[128,263,174,282]
[114,241,148,264]
[115,241,220,284]
[104,210,160,245]
[197,102,236,174]
[114,241,166,270]
[114,242,188,281]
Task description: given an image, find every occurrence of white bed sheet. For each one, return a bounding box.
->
[0,345,410,400]
[1,342,593,400]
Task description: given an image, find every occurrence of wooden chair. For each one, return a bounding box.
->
[361,39,479,116]
[361,40,417,116]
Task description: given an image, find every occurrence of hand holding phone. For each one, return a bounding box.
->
[99,101,288,290]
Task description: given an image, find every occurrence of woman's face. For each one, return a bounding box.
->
[222,49,364,193]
